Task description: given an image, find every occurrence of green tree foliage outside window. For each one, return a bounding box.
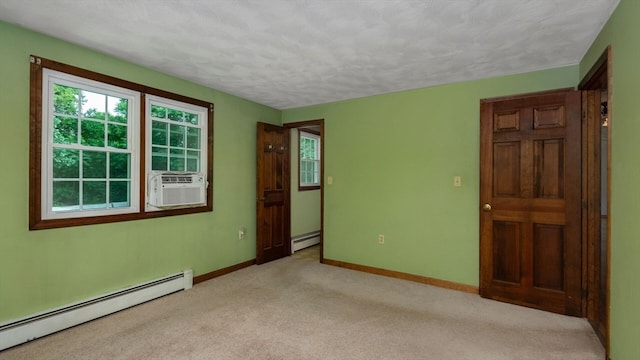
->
[150,104,201,172]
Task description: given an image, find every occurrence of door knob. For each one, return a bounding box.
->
[482,203,492,211]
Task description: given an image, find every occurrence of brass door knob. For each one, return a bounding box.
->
[482,203,492,211]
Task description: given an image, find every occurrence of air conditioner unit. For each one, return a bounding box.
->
[148,172,207,208]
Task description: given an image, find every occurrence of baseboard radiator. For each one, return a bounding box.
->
[0,269,193,351]
[291,231,321,253]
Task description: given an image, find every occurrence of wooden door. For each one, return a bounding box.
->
[256,122,290,264]
[479,90,582,316]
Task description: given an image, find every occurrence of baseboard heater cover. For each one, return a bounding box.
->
[291,231,321,253]
[0,269,193,351]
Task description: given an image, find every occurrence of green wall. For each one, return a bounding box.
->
[290,129,322,237]
[0,21,281,322]
[283,66,578,286]
[580,0,640,358]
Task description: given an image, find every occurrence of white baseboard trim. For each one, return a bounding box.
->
[0,270,192,351]
[291,231,321,253]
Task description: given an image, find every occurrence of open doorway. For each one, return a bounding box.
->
[579,46,611,355]
[285,119,324,262]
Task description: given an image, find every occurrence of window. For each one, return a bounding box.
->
[41,69,140,220]
[30,56,213,229]
[299,130,321,190]
[145,96,209,212]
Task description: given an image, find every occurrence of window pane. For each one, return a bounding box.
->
[187,127,200,149]
[152,146,168,171]
[52,181,79,207]
[187,150,200,172]
[53,148,79,178]
[151,105,167,119]
[81,119,105,147]
[109,181,130,205]
[109,153,130,179]
[170,148,185,171]
[53,84,79,116]
[83,181,106,206]
[53,116,78,144]
[108,123,127,149]
[313,161,320,183]
[108,97,127,123]
[170,124,185,147]
[81,90,107,120]
[83,151,107,178]
[168,109,184,122]
[185,111,198,125]
[152,121,168,145]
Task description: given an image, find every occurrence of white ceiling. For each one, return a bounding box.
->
[0,0,619,109]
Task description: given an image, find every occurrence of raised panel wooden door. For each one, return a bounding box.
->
[480,90,582,316]
[256,122,290,264]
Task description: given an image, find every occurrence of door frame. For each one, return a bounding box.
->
[284,119,325,262]
[578,46,612,356]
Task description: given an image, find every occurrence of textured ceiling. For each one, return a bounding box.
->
[0,0,619,109]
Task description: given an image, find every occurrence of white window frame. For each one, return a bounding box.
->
[41,69,140,220]
[299,131,321,188]
[144,95,209,211]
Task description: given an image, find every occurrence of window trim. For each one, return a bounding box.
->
[29,56,214,230]
[298,129,321,191]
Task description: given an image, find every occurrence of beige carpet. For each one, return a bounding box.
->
[2,246,604,359]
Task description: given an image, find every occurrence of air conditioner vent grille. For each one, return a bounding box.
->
[161,175,193,184]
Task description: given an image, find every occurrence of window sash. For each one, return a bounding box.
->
[300,159,320,185]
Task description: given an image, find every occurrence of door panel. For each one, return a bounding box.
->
[533,224,564,290]
[492,221,521,284]
[493,142,520,197]
[480,90,582,316]
[256,122,290,264]
[534,139,565,198]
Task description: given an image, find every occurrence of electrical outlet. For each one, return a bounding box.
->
[454,176,462,187]
[238,227,246,240]
[378,234,385,244]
